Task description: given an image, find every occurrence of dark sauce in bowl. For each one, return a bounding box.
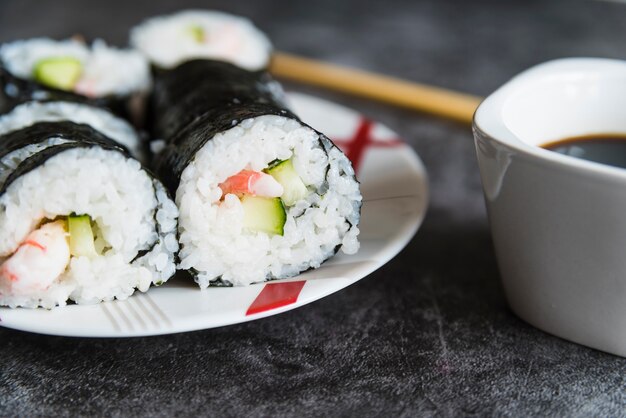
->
[542,134,626,169]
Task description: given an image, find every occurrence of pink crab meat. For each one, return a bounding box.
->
[0,220,70,295]
[74,78,97,98]
[218,169,283,198]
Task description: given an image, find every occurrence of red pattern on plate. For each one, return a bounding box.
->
[246,281,307,316]
[332,118,404,173]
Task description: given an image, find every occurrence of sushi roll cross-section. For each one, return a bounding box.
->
[0,38,151,121]
[131,10,272,71]
[0,102,178,309]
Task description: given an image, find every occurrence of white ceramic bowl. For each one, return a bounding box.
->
[473,58,626,356]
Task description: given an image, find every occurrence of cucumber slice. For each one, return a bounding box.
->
[33,57,82,91]
[241,195,286,236]
[185,25,205,42]
[68,214,98,258]
[265,159,308,206]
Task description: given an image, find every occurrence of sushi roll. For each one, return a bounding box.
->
[130,45,361,286]
[0,38,150,122]
[130,10,272,71]
[0,103,178,308]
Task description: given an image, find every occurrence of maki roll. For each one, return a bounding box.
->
[152,61,360,288]
[131,12,361,287]
[0,102,178,308]
[130,10,272,71]
[0,38,150,122]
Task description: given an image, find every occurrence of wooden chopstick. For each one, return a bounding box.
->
[269,52,482,125]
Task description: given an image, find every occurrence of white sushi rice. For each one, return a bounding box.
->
[177,115,361,287]
[0,38,150,97]
[130,10,272,71]
[0,146,178,308]
[0,101,145,160]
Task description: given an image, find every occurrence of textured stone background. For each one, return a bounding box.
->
[1,0,626,416]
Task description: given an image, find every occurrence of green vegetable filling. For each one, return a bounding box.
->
[265,159,309,206]
[241,196,286,236]
[68,214,98,258]
[185,25,205,43]
[33,57,82,91]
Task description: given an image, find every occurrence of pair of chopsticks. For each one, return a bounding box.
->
[269,52,482,125]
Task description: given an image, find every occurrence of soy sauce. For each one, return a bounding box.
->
[542,134,626,169]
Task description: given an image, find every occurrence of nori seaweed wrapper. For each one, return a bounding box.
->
[149,59,348,195]
[0,121,130,161]
[149,59,288,141]
[0,66,140,123]
[0,121,131,194]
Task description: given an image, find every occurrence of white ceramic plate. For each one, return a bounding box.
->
[0,92,428,337]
